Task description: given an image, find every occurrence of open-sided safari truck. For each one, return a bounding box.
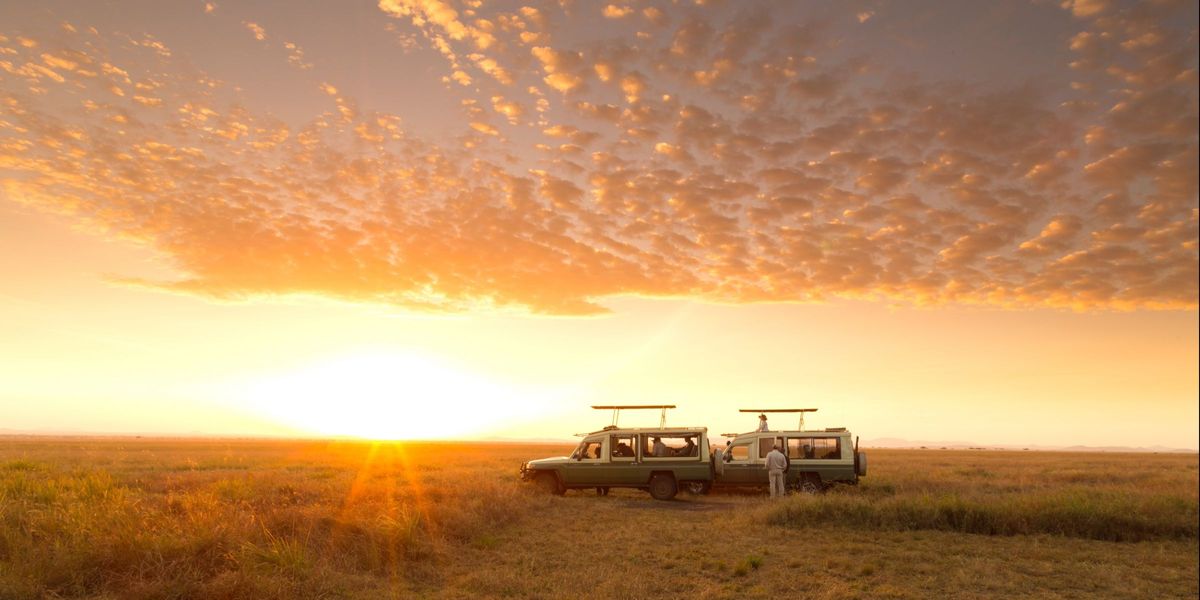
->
[519,405,712,500]
[712,409,867,493]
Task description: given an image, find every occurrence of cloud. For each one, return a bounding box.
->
[1,1,1196,315]
[244,22,267,41]
[602,5,633,19]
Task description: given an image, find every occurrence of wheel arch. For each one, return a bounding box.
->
[646,469,677,484]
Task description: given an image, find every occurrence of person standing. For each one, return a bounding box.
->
[766,442,788,498]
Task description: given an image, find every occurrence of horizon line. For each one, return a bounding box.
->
[1,430,1195,454]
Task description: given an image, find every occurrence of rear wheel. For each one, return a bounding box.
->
[536,472,564,496]
[796,477,822,495]
[648,474,678,501]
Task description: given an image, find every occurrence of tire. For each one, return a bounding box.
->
[855,452,867,477]
[683,481,711,495]
[712,449,724,477]
[648,474,677,501]
[797,476,822,495]
[536,472,564,496]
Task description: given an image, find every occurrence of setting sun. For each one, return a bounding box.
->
[229,351,537,440]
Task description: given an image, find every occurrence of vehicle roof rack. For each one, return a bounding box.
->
[593,404,676,429]
[739,408,819,431]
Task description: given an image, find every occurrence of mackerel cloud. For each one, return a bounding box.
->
[1,0,1196,314]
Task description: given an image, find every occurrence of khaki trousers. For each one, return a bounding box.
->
[769,471,786,497]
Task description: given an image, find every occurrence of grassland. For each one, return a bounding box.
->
[0,438,1196,599]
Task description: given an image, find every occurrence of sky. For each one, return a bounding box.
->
[0,0,1196,449]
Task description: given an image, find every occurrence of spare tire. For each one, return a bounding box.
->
[855,451,867,477]
[712,448,724,477]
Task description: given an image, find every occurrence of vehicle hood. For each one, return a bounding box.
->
[526,456,570,467]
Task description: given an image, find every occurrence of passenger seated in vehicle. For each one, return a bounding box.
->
[681,437,696,457]
[614,442,634,457]
[756,413,769,432]
[652,437,668,457]
[803,444,814,459]
[593,446,602,459]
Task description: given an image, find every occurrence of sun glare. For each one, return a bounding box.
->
[234,352,533,440]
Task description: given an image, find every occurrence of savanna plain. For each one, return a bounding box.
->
[0,437,1196,599]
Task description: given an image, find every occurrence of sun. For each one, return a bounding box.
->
[234,351,527,440]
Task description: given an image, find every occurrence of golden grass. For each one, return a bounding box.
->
[0,438,1196,599]
[765,449,1199,542]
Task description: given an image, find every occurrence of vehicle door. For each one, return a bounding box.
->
[602,433,642,484]
[562,436,607,485]
[719,438,763,484]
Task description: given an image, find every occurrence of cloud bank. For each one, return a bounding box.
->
[0,1,1196,314]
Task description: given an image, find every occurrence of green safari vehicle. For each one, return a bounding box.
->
[713,409,867,492]
[520,405,711,500]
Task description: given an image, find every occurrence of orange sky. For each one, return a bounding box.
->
[1,0,1197,448]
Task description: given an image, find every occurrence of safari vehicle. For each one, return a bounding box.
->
[712,409,867,493]
[520,405,712,500]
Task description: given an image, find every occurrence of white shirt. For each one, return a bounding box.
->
[756,420,769,432]
[765,449,788,473]
[652,440,667,456]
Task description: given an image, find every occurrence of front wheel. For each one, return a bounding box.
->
[536,472,564,496]
[648,474,677,501]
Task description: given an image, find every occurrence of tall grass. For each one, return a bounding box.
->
[0,440,555,599]
[756,448,1199,543]
[0,440,1195,598]
[762,489,1198,542]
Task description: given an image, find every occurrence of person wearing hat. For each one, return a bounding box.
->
[765,441,788,498]
[755,413,769,432]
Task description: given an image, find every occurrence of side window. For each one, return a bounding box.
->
[813,437,841,459]
[759,437,785,458]
[610,435,636,460]
[789,437,841,459]
[787,438,805,459]
[728,442,751,462]
[790,438,816,459]
[643,433,701,458]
